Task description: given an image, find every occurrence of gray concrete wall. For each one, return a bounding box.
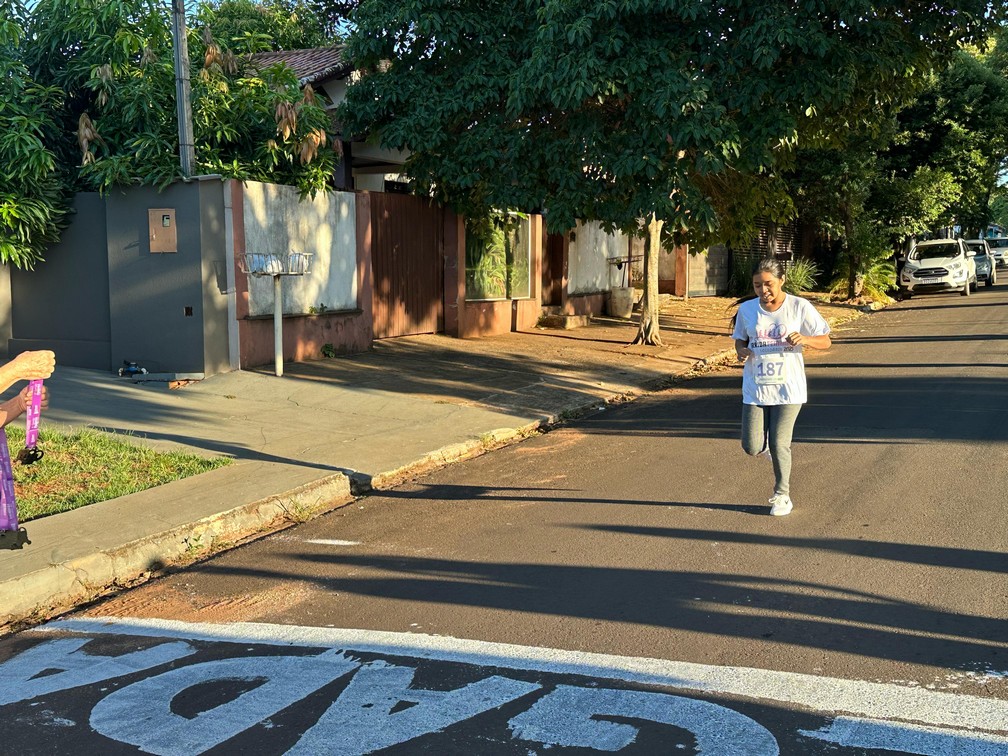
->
[8,193,111,369]
[0,264,11,359]
[106,184,206,373]
[688,245,730,297]
[199,179,230,377]
[568,221,623,294]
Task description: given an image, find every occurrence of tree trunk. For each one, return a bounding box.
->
[632,215,663,346]
[844,212,858,299]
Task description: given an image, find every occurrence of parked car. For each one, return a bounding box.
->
[899,238,977,298]
[988,237,1008,267]
[965,239,997,287]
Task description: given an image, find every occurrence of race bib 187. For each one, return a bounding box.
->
[753,353,787,385]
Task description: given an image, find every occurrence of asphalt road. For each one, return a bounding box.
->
[3,285,1007,754]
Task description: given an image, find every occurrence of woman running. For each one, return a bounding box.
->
[731,259,831,516]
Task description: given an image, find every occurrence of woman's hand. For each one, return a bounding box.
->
[19,385,48,413]
[8,350,55,381]
[736,346,753,362]
[785,332,805,347]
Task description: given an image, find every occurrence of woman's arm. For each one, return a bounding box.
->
[785,332,831,350]
[0,351,55,394]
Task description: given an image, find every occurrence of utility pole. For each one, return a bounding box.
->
[171,0,195,176]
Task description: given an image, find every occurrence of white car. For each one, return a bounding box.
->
[899,238,977,298]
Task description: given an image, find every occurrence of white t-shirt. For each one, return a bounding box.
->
[731,294,830,406]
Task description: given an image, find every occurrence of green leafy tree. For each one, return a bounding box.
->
[992,189,1008,230]
[880,48,1008,237]
[0,0,66,268]
[340,0,1003,343]
[986,23,1008,80]
[22,0,339,195]
[788,33,1008,299]
[868,167,962,241]
[195,0,341,52]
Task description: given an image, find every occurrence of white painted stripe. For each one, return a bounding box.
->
[302,539,361,547]
[800,716,1008,754]
[40,618,1008,735]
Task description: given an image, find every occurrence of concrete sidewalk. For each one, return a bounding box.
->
[0,298,863,630]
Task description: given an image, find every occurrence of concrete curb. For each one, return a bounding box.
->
[0,472,353,631]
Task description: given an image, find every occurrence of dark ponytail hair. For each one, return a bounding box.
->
[729,257,787,328]
[752,257,786,280]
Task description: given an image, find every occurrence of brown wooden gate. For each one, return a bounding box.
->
[370,193,445,339]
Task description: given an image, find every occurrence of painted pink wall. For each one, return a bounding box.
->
[454,214,544,338]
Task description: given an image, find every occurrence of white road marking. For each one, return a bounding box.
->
[0,637,195,706]
[289,661,538,755]
[800,717,1008,755]
[509,684,778,753]
[302,539,361,547]
[41,617,1008,736]
[89,650,359,756]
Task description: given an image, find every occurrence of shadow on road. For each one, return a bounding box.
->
[195,545,1006,671]
[561,367,1008,444]
[573,524,1008,574]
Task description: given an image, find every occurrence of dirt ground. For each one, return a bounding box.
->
[658,293,869,333]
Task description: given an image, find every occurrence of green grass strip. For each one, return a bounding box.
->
[4,426,230,521]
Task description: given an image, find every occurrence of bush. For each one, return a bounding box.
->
[728,252,819,296]
[783,257,819,294]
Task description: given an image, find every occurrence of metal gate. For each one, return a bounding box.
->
[370,193,445,339]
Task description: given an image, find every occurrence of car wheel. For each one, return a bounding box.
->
[988,274,995,288]
[962,281,971,297]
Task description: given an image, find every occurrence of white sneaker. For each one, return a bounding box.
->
[769,494,793,516]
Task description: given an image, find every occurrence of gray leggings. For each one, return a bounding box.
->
[741,403,802,496]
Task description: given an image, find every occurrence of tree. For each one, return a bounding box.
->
[779,24,1008,298]
[992,189,1008,230]
[0,0,66,268]
[195,0,341,52]
[21,0,340,196]
[788,134,881,297]
[340,0,1003,342]
[879,47,1008,237]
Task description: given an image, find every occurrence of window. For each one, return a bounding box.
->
[464,213,532,301]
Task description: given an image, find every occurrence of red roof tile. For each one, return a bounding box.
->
[249,45,351,86]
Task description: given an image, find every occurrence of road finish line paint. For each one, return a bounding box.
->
[2,617,1003,755]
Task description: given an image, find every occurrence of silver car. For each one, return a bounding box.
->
[966,239,997,287]
[988,237,1008,267]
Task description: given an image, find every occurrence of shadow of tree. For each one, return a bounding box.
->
[196,550,1006,670]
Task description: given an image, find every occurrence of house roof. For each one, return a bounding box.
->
[249,45,352,87]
